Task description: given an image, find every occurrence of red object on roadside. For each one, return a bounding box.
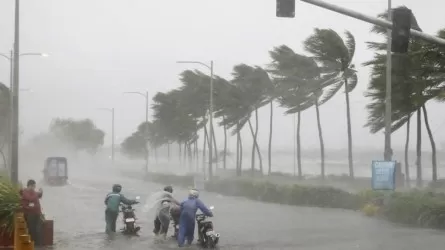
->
[42,220,54,246]
[0,229,13,247]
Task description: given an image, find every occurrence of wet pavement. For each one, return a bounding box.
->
[38,164,444,250]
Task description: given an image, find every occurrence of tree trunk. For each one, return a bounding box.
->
[236,131,239,175]
[239,129,243,175]
[344,78,354,178]
[236,123,241,176]
[154,147,158,164]
[268,102,273,175]
[0,150,6,171]
[183,143,187,167]
[404,116,411,187]
[211,120,218,168]
[297,111,302,179]
[416,109,422,187]
[188,143,193,172]
[223,116,227,169]
[254,109,263,174]
[315,100,325,180]
[255,109,264,175]
[178,142,182,164]
[422,105,437,182]
[194,140,199,172]
[203,127,209,175]
[293,114,296,176]
[143,145,148,169]
[248,119,256,176]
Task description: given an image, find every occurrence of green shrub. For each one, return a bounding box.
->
[143,172,445,230]
[205,178,361,209]
[0,178,21,234]
[427,179,445,190]
[382,190,445,229]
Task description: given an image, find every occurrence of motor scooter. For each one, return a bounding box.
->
[196,206,220,248]
[120,196,141,235]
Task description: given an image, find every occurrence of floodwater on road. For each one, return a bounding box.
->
[37,165,444,250]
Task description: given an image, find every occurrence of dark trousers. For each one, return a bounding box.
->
[153,217,161,234]
[105,209,118,233]
[153,210,170,235]
[24,214,42,246]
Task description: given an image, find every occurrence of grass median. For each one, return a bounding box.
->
[144,171,445,230]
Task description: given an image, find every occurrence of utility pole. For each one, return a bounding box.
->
[7,50,13,173]
[111,108,115,164]
[144,91,149,173]
[384,0,392,161]
[176,60,215,180]
[123,91,149,173]
[208,61,214,180]
[11,0,20,185]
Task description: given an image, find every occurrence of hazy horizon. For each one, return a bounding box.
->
[0,0,444,159]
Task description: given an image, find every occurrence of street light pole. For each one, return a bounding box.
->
[123,91,149,173]
[384,0,392,161]
[209,61,214,179]
[0,51,48,176]
[11,0,20,185]
[112,108,115,163]
[176,60,214,180]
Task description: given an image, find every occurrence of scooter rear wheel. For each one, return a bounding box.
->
[206,237,216,248]
[126,222,135,233]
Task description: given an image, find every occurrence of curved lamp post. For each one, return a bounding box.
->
[176,60,214,180]
[123,91,149,173]
[0,50,48,181]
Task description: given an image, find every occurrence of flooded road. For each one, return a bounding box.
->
[38,165,444,250]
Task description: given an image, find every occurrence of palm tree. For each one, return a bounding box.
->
[152,89,201,166]
[303,28,358,178]
[121,131,146,158]
[213,76,234,170]
[268,45,337,179]
[0,83,10,167]
[364,9,444,185]
[215,79,251,176]
[231,64,271,175]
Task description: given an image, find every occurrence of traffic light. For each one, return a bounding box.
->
[391,7,412,53]
[276,0,295,18]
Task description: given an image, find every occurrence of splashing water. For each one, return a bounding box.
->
[142,190,174,213]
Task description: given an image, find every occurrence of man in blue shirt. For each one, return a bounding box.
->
[177,188,213,247]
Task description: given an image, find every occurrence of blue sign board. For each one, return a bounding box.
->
[371,160,396,190]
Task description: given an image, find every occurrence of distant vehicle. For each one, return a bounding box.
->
[43,157,68,186]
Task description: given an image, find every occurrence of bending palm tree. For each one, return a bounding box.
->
[304,28,358,178]
[364,9,444,184]
[268,45,333,178]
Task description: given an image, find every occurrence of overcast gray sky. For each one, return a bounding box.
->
[0,0,443,151]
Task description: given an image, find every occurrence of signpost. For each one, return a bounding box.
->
[371,160,396,191]
[371,160,397,208]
